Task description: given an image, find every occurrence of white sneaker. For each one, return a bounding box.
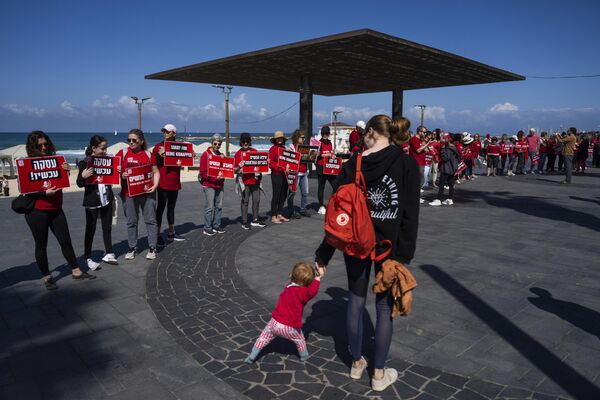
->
[444,185,449,190]
[86,258,100,271]
[429,199,442,206]
[420,189,424,194]
[102,253,118,265]
[442,199,454,205]
[318,206,326,215]
[146,248,157,260]
[419,198,425,204]
[371,368,398,392]
[125,248,137,260]
[350,357,368,379]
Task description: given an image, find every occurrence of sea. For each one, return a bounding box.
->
[0,132,274,164]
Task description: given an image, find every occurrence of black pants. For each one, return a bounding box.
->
[438,173,456,200]
[317,173,336,207]
[270,173,288,215]
[499,154,508,174]
[84,203,113,259]
[515,152,525,173]
[241,184,260,224]
[487,155,499,171]
[546,154,556,171]
[156,188,179,229]
[558,155,564,171]
[25,209,78,277]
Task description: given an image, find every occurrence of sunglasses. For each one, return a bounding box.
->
[241,140,251,144]
[299,136,306,139]
[212,142,222,146]
[128,138,139,143]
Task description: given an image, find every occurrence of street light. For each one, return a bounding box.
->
[332,110,343,153]
[414,105,427,128]
[213,85,233,155]
[131,96,152,130]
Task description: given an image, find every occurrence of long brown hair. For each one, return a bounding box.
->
[364,115,411,146]
[26,130,56,157]
[291,129,305,144]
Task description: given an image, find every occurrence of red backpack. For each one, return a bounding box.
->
[324,153,391,261]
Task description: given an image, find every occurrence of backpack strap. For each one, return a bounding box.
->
[371,240,392,262]
[355,153,367,193]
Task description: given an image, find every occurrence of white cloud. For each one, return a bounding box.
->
[60,100,82,116]
[314,106,387,122]
[407,106,447,125]
[489,102,519,113]
[1,103,48,117]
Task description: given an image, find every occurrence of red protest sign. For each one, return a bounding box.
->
[454,160,467,176]
[323,156,342,175]
[126,164,154,197]
[242,151,269,173]
[277,148,300,171]
[164,141,194,167]
[287,170,298,193]
[88,156,121,185]
[16,156,70,194]
[297,145,318,163]
[208,154,235,179]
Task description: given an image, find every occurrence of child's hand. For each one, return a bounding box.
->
[317,266,326,278]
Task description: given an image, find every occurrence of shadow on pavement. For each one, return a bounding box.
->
[420,264,600,399]
[528,288,600,340]
[569,195,600,206]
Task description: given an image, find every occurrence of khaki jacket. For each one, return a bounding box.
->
[372,259,417,318]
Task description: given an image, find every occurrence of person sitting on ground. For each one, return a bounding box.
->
[245,261,325,363]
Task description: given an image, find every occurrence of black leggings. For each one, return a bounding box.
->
[156,188,179,229]
[344,254,393,370]
[25,209,78,277]
[317,173,336,207]
[270,173,288,215]
[438,173,456,200]
[84,203,113,259]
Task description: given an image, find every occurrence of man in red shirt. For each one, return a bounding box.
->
[409,126,429,203]
[349,120,366,151]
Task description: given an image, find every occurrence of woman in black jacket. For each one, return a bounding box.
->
[77,135,118,269]
[315,115,419,392]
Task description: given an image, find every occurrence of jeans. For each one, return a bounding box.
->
[84,203,113,259]
[287,173,308,213]
[203,186,223,229]
[499,154,508,175]
[528,151,538,172]
[537,153,547,173]
[423,165,431,188]
[241,184,260,224]
[417,165,425,187]
[124,193,158,249]
[507,155,517,173]
[564,155,573,182]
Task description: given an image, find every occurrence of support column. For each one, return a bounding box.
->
[392,89,403,119]
[299,75,313,142]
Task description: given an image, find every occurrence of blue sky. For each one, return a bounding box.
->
[1,0,599,134]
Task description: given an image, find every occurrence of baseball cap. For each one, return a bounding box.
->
[161,123,177,133]
[356,120,366,129]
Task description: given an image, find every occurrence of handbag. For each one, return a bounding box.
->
[11,194,37,214]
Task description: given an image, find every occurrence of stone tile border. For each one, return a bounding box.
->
[145,227,570,400]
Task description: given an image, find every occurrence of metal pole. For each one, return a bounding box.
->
[137,103,142,130]
[414,105,427,127]
[225,90,230,156]
[332,111,343,153]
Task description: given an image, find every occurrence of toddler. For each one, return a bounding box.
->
[245,261,325,363]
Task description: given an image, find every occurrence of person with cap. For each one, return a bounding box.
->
[286,129,310,218]
[268,130,290,223]
[349,120,366,151]
[430,133,461,206]
[199,133,226,235]
[461,134,475,180]
[316,126,336,214]
[152,123,187,245]
[526,128,541,174]
[234,132,266,229]
[554,127,577,184]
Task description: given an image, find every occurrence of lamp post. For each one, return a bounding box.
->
[414,105,426,128]
[130,96,152,130]
[213,85,233,155]
[332,110,343,153]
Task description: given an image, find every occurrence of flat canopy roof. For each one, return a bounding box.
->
[146,29,524,96]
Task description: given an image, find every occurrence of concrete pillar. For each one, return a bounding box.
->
[299,75,313,142]
[392,89,403,119]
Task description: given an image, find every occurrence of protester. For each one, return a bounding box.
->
[514,131,527,175]
[575,133,590,173]
[546,133,557,173]
[117,129,160,260]
[593,137,600,168]
[23,131,96,290]
[537,131,549,174]
[349,120,366,151]
[486,136,501,176]
[234,132,266,230]
[152,124,186,245]
[555,127,577,184]
[526,128,541,174]
[244,261,325,364]
[286,129,310,218]
[409,125,429,203]
[199,134,226,235]
[422,131,434,189]
[430,133,461,206]
[430,129,442,188]
[76,135,117,270]
[268,130,289,223]
[499,134,512,176]
[462,134,475,180]
[316,126,336,214]
[315,114,419,392]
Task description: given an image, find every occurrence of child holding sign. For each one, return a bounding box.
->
[245,262,325,363]
[22,131,96,290]
[76,135,118,270]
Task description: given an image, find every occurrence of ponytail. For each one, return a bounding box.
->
[364,114,411,146]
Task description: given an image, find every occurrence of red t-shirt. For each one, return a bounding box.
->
[116,148,155,198]
[486,144,501,156]
[455,143,464,158]
[152,141,181,191]
[316,140,333,167]
[349,129,361,150]
[234,147,260,185]
[271,279,320,328]
[515,139,528,153]
[35,190,63,211]
[268,144,287,175]
[409,136,427,166]
[199,148,225,189]
[471,140,482,156]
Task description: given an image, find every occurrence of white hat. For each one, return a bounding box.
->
[356,120,366,129]
[461,131,470,137]
[511,135,518,140]
[161,123,177,133]
[529,128,536,132]
[463,137,474,145]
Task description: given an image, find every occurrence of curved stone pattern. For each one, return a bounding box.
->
[146,228,568,400]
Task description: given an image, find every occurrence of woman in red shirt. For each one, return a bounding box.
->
[268,130,289,224]
[234,132,265,230]
[430,130,442,188]
[316,126,336,214]
[23,131,96,290]
[199,134,226,235]
[514,130,527,175]
[116,129,160,260]
[286,129,310,218]
[485,136,501,176]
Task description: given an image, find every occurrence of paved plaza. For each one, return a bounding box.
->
[1,167,599,399]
